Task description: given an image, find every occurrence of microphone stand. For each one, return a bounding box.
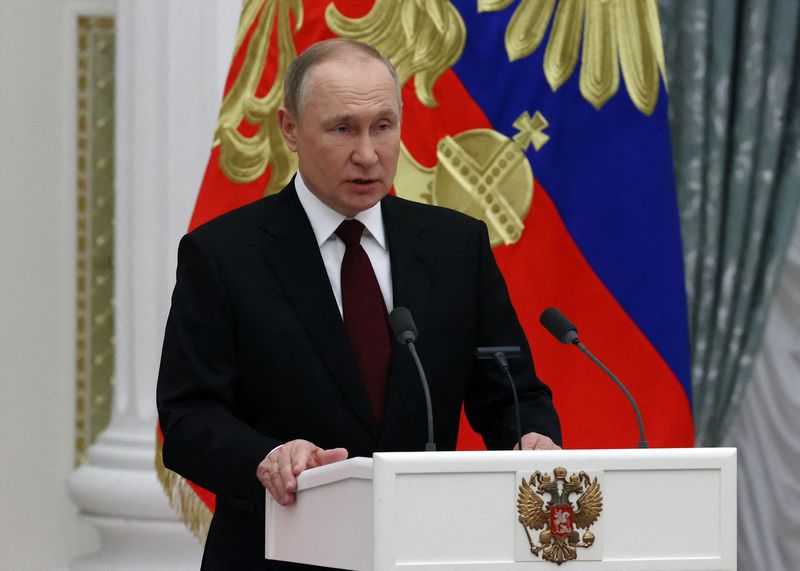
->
[403,338,436,452]
[475,346,523,452]
[574,340,648,449]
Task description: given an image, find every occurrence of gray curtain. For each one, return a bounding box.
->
[723,211,800,571]
[659,0,800,447]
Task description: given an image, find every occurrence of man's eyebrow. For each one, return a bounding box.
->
[374,108,399,120]
[326,114,356,125]
[325,109,399,125]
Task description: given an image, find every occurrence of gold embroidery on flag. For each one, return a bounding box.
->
[395,113,548,246]
[483,0,667,115]
[477,0,516,11]
[614,0,665,115]
[514,110,550,152]
[485,0,556,62]
[543,0,583,91]
[325,0,465,108]
[214,0,302,194]
[156,434,213,543]
[581,0,619,111]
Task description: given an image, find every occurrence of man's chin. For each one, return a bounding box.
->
[339,187,388,216]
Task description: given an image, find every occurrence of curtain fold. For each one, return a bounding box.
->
[659,0,800,446]
[723,208,800,570]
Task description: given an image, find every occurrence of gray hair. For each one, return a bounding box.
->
[283,38,402,118]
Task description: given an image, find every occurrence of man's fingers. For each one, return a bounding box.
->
[518,432,562,451]
[258,457,291,506]
[534,441,561,450]
[316,447,349,466]
[258,440,310,506]
[265,472,291,507]
[286,442,316,480]
[278,457,297,493]
[282,440,323,493]
[271,453,295,505]
[527,436,553,450]
[257,441,349,506]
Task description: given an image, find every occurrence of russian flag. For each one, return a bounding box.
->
[441,1,694,448]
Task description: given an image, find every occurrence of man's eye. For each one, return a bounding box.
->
[333,125,349,134]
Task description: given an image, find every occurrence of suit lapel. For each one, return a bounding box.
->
[257,184,377,437]
[380,195,436,445]
[382,195,432,330]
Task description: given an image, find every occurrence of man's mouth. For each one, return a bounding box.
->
[350,178,377,186]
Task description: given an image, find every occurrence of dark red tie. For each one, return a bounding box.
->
[336,219,391,423]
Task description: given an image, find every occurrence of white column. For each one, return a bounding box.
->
[65,1,239,568]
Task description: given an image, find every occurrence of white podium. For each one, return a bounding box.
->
[265,449,736,570]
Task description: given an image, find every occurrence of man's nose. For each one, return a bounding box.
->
[351,134,379,167]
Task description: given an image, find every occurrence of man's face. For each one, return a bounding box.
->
[278,54,401,217]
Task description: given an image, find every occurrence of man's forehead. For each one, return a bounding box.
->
[305,62,399,112]
[308,54,392,86]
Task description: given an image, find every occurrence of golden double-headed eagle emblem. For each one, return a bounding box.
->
[214,0,668,243]
[518,467,603,565]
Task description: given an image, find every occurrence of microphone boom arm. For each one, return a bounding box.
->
[574,340,648,449]
[539,307,648,449]
[405,339,436,452]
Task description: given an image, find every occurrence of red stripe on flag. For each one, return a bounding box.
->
[393,72,695,450]
[494,181,694,448]
[400,72,493,168]
[189,147,270,231]
[187,480,216,512]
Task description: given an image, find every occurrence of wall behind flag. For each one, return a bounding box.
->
[1,0,243,569]
[0,0,103,568]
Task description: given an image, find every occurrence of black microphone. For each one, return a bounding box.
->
[539,307,648,448]
[389,307,435,452]
[540,307,579,344]
[475,346,523,452]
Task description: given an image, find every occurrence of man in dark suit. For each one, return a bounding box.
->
[157,39,561,570]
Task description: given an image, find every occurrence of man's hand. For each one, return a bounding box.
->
[257,439,348,506]
[514,431,562,451]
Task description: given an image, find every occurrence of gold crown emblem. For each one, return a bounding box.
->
[434,130,531,246]
[395,111,549,246]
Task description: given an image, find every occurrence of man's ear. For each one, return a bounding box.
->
[277,107,298,151]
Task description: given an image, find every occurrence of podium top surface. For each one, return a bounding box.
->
[296,448,736,491]
[296,456,372,491]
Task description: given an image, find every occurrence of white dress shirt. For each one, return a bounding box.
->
[294,172,394,316]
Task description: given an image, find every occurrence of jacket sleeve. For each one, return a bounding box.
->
[463,223,562,449]
[157,232,279,507]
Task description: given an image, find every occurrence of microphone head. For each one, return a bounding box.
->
[389,306,417,344]
[540,307,579,344]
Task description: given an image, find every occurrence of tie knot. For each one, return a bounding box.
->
[336,219,365,247]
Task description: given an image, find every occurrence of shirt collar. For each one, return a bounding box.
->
[294,171,387,250]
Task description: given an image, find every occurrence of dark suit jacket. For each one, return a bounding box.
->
[157,181,561,570]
